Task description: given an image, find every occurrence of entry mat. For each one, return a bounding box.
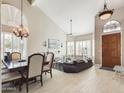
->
[100,66,114,71]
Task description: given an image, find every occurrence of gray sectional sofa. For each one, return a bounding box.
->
[62,59,93,73]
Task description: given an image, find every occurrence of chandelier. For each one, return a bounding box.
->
[99,0,113,20]
[13,0,29,39]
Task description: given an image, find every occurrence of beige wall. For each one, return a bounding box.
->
[95,7,124,65]
[2,0,66,57]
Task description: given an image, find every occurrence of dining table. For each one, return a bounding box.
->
[2,60,27,71]
[2,59,49,91]
[2,60,49,71]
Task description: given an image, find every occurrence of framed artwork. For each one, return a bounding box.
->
[48,39,60,49]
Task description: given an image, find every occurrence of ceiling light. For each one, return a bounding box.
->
[99,0,113,20]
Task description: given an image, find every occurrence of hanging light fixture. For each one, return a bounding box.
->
[67,19,73,36]
[13,0,29,39]
[99,0,113,20]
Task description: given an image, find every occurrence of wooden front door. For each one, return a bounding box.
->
[102,33,121,68]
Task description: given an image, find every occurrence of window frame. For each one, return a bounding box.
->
[103,20,121,33]
[75,40,92,57]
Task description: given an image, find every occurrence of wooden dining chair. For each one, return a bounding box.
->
[43,52,54,78]
[23,53,44,93]
[1,60,7,70]
[1,60,9,75]
[2,71,22,91]
[11,52,21,61]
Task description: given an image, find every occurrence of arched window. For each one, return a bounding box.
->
[1,4,28,26]
[103,20,121,33]
[1,4,28,59]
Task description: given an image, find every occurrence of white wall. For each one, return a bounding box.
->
[2,0,66,57]
[95,6,124,65]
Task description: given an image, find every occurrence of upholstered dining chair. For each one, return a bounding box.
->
[23,53,44,93]
[43,52,54,78]
[10,52,21,61]
[2,71,22,91]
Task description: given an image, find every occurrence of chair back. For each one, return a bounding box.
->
[11,52,21,61]
[46,52,54,68]
[27,53,44,78]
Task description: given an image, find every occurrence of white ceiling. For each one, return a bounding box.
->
[34,0,124,35]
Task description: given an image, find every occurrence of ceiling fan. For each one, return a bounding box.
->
[66,19,73,36]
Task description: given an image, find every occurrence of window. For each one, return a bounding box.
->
[76,41,83,56]
[76,40,91,57]
[67,40,92,58]
[67,42,74,56]
[12,35,20,52]
[4,33,12,52]
[84,40,91,56]
[1,32,27,59]
[1,4,28,27]
[103,20,121,33]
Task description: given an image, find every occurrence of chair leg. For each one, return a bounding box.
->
[34,77,37,82]
[40,75,43,86]
[19,79,22,92]
[50,70,52,78]
[26,79,29,93]
[45,72,47,75]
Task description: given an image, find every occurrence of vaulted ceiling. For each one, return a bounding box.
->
[31,0,124,35]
